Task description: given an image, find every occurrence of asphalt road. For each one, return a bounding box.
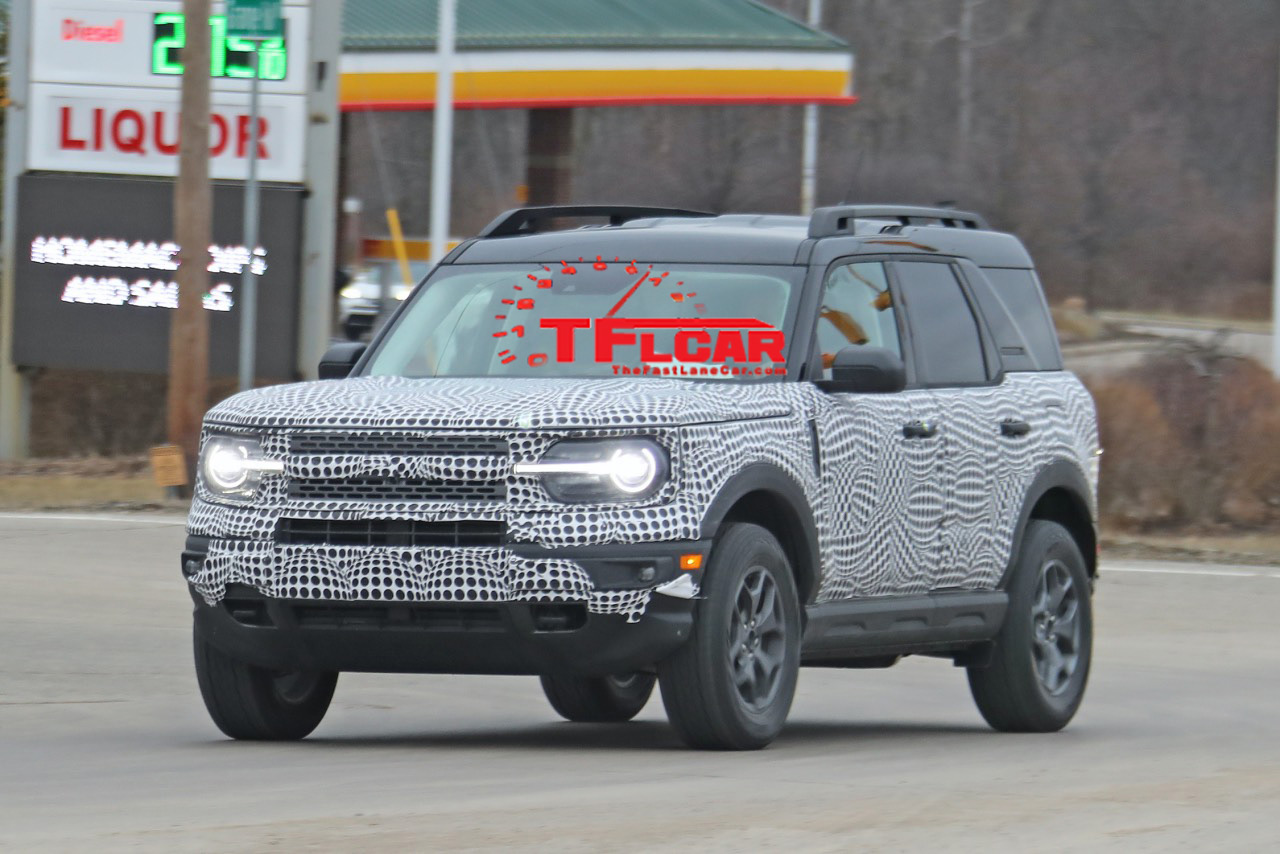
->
[2,512,1278,851]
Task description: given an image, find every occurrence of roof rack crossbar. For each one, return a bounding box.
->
[808,205,989,238]
[478,205,716,238]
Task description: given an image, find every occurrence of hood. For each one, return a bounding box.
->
[204,376,792,431]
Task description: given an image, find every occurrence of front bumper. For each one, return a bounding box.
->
[183,537,705,676]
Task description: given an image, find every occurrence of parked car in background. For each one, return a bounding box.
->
[336,268,414,340]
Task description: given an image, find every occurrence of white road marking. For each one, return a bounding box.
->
[1104,564,1279,579]
[0,512,185,526]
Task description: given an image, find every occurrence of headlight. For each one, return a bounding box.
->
[514,439,668,503]
[339,285,363,300]
[199,435,282,502]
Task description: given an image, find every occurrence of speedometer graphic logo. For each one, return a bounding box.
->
[491,257,702,369]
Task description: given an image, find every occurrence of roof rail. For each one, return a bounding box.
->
[478,205,715,238]
[808,205,989,238]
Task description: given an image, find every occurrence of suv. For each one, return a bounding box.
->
[184,205,1099,750]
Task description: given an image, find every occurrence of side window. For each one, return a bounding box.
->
[816,261,901,379]
[979,268,1063,370]
[896,261,988,386]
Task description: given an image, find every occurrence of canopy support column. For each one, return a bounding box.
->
[526,108,575,205]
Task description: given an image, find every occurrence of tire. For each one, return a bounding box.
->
[193,628,338,740]
[540,672,657,722]
[968,520,1093,732]
[658,523,801,750]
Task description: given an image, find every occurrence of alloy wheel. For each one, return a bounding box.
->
[727,565,787,710]
[1030,559,1082,695]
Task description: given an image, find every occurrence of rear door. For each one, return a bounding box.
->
[892,259,1006,591]
[809,259,946,599]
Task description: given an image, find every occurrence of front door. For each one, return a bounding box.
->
[811,260,946,600]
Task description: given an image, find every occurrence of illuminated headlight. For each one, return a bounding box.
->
[514,439,668,503]
[199,435,282,502]
[393,284,412,301]
[339,285,363,300]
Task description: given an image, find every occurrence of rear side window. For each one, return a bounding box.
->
[976,268,1062,370]
[895,261,988,386]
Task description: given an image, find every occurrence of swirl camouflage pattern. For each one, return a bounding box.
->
[186,372,1096,622]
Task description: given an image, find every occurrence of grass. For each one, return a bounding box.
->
[1102,531,1280,567]
[0,475,172,510]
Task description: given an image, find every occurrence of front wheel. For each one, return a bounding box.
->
[658,523,801,750]
[194,629,337,740]
[540,672,656,722]
[968,520,1093,732]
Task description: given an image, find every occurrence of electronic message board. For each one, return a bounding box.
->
[13,173,303,378]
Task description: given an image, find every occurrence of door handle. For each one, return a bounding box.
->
[902,420,939,439]
[1000,418,1032,437]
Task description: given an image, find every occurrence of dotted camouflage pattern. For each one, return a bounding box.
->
[186,372,1096,621]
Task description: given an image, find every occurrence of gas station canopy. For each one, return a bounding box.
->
[340,0,855,110]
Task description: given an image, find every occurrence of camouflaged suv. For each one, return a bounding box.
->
[184,205,1099,749]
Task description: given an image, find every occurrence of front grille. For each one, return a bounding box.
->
[288,478,506,503]
[292,603,505,632]
[275,517,506,547]
[289,433,508,457]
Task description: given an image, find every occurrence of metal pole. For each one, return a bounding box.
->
[238,49,262,391]
[296,0,343,380]
[428,0,457,266]
[800,0,823,214]
[1273,52,1280,377]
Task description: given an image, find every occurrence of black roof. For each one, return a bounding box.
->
[450,207,1035,268]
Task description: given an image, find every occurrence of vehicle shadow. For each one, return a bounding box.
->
[288,718,992,753]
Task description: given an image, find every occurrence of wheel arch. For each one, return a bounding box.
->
[699,464,821,606]
[1001,459,1098,588]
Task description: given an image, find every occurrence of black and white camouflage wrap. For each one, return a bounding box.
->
[186,372,1096,622]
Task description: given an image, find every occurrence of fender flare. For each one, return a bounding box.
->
[699,463,822,604]
[1000,459,1097,588]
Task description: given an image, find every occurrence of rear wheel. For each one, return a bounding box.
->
[658,523,801,750]
[968,520,1093,732]
[540,672,656,722]
[194,628,337,740]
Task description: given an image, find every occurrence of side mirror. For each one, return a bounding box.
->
[318,342,366,379]
[818,346,906,394]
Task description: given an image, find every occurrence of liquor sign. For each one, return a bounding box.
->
[13,174,304,378]
[26,0,310,180]
[28,83,307,182]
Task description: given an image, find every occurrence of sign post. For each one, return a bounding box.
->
[228,0,283,392]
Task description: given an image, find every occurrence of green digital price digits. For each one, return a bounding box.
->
[152,13,287,80]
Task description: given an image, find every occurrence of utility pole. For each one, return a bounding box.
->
[956,0,976,187]
[1273,51,1280,377]
[428,0,456,265]
[799,0,823,214]
[168,0,212,478]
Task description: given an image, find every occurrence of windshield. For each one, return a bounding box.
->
[362,261,802,381]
